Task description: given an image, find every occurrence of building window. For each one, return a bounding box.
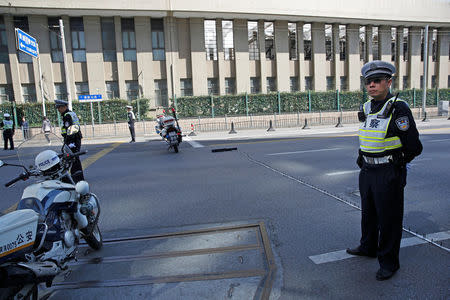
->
[222,20,234,60]
[360,26,366,61]
[266,77,276,93]
[340,76,348,91]
[326,76,335,91]
[360,76,365,91]
[154,79,168,106]
[180,79,193,97]
[432,29,438,62]
[205,20,217,61]
[75,82,89,99]
[391,28,397,62]
[265,22,275,60]
[420,29,424,62]
[126,80,139,101]
[304,24,311,61]
[225,77,235,95]
[250,77,260,94]
[207,78,219,96]
[54,83,67,100]
[391,76,397,90]
[372,26,379,60]
[403,76,409,89]
[106,81,119,99]
[14,17,32,63]
[288,23,297,60]
[248,21,259,60]
[70,17,86,62]
[122,18,136,61]
[431,75,436,88]
[22,84,36,102]
[290,76,299,92]
[0,17,9,63]
[403,28,409,62]
[339,25,346,61]
[48,17,63,63]
[101,17,117,62]
[420,76,424,89]
[325,24,333,61]
[305,76,312,90]
[0,84,13,103]
[151,19,165,61]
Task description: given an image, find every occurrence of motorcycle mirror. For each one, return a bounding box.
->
[0,160,4,167]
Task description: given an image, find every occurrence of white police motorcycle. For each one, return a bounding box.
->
[155,108,182,153]
[0,133,102,299]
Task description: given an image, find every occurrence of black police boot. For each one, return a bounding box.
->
[346,246,377,258]
[376,267,399,281]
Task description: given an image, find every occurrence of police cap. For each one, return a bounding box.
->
[54,100,68,107]
[126,105,132,109]
[361,60,396,79]
[3,113,10,118]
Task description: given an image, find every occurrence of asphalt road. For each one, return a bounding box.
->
[0,119,449,299]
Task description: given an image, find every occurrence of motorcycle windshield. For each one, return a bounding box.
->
[17,133,65,172]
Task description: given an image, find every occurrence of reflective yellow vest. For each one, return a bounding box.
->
[3,120,13,130]
[358,97,406,154]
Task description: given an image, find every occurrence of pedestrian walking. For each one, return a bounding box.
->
[55,100,85,183]
[347,60,423,280]
[42,116,53,144]
[1,113,14,150]
[21,116,30,140]
[126,105,136,143]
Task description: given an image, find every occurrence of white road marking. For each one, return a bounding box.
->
[428,138,450,142]
[184,136,204,148]
[326,170,360,176]
[267,147,343,156]
[309,230,450,264]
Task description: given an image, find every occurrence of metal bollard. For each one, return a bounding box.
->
[267,120,275,132]
[302,118,310,130]
[228,122,237,134]
[335,117,343,127]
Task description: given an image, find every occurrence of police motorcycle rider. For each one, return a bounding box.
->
[1,113,15,150]
[55,100,85,183]
[346,61,423,281]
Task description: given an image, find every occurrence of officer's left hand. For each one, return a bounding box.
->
[68,143,76,148]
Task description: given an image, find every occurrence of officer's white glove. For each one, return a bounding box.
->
[406,163,411,170]
[68,143,76,148]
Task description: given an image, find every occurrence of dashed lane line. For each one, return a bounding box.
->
[309,230,450,264]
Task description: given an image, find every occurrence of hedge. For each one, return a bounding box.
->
[174,88,449,118]
[0,98,150,127]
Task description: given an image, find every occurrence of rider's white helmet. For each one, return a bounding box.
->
[35,150,60,173]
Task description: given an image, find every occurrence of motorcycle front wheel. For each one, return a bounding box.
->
[82,223,103,250]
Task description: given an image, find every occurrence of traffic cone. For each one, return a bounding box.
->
[188,123,197,136]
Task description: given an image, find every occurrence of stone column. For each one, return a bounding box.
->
[365,25,373,62]
[84,16,105,97]
[408,27,422,89]
[113,17,126,99]
[258,20,267,93]
[312,22,326,91]
[396,27,404,90]
[165,16,179,102]
[379,25,391,62]
[62,16,76,102]
[135,17,153,102]
[437,28,449,88]
[234,19,250,94]
[275,20,289,92]
[190,18,207,96]
[5,16,23,102]
[347,24,360,91]
[296,22,305,91]
[216,19,226,95]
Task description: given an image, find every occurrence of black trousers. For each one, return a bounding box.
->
[359,162,406,271]
[66,139,84,183]
[129,124,135,141]
[3,131,14,150]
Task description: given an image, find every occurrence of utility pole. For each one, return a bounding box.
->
[59,19,72,110]
[422,25,429,121]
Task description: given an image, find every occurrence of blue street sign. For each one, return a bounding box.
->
[15,28,38,58]
[78,94,103,101]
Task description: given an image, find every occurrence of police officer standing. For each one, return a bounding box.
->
[346,61,423,280]
[1,113,14,150]
[55,100,85,182]
[126,105,136,143]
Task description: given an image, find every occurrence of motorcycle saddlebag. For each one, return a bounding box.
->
[0,209,39,264]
